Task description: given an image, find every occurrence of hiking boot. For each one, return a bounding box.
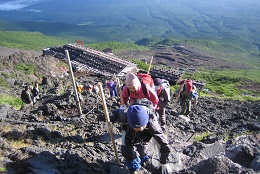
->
[141,157,152,172]
[184,111,190,115]
[179,111,184,115]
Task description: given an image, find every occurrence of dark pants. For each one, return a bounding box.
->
[181,98,191,115]
[157,108,166,126]
[121,143,149,162]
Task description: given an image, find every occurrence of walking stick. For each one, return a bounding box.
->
[115,77,124,105]
[172,82,185,111]
[98,82,120,164]
[147,56,153,74]
[65,50,82,117]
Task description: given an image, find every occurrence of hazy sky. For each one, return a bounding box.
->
[0,0,46,11]
[1,0,260,12]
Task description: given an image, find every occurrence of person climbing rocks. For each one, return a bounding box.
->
[84,83,93,94]
[92,83,99,94]
[31,82,40,103]
[121,73,158,110]
[109,98,172,173]
[21,84,33,105]
[154,78,171,127]
[106,80,117,98]
[76,82,84,101]
[178,79,199,115]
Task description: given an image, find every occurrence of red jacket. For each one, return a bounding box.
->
[122,84,158,109]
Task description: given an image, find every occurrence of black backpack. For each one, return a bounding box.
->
[131,98,157,118]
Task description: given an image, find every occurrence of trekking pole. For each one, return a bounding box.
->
[65,50,83,117]
[147,56,153,74]
[172,82,185,111]
[116,77,124,105]
[98,82,120,164]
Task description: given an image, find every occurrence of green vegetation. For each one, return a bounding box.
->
[0,94,24,110]
[194,131,212,142]
[135,38,178,46]
[0,31,67,50]
[14,63,35,75]
[57,60,68,67]
[88,41,149,52]
[129,59,151,72]
[0,76,8,87]
[0,167,6,172]
[184,70,260,101]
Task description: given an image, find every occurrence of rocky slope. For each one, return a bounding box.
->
[0,47,259,174]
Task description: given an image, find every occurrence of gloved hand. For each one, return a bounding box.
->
[104,122,113,132]
[110,109,126,123]
[159,163,172,174]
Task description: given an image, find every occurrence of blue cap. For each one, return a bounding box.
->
[127,105,149,128]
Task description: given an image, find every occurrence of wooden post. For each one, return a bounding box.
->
[172,82,185,110]
[147,56,153,74]
[115,78,124,105]
[65,50,82,116]
[98,82,120,164]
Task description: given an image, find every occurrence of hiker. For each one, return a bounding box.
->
[178,79,199,115]
[76,83,83,93]
[121,73,158,109]
[21,84,33,105]
[92,83,99,94]
[84,83,93,94]
[106,80,117,97]
[76,82,84,101]
[31,82,40,103]
[154,78,171,127]
[110,98,172,173]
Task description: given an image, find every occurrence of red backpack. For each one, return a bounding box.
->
[185,80,193,92]
[136,73,154,88]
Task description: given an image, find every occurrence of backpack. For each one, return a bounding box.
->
[184,80,193,92]
[161,79,171,99]
[21,90,31,103]
[136,73,154,88]
[107,81,115,89]
[21,90,27,102]
[77,85,83,93]
[131,98,156,118]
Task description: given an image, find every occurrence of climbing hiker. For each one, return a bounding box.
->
[76,82,84,101]
[92,83,99,94]
[21,84,33,105]
[154,78,171,127]
[84,83,93,94]
[76,82,84,93]
[178,79,198,115]
[106,80,117,98]
[121,73,158,109]
[31,82,40,103]
[110,98,172,173]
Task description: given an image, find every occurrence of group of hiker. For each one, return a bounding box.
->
[19,71,199,173]
[108,72,199,173]
[76,82,100,95]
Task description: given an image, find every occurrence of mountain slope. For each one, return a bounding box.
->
[0,0,259,49]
